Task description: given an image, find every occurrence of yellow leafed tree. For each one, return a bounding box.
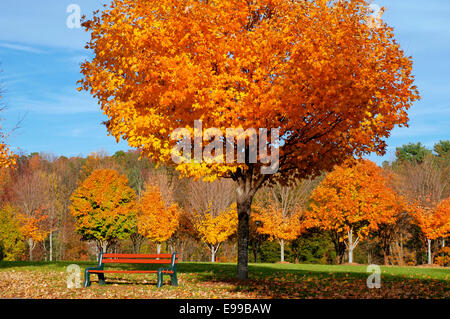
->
[194,204,238,262]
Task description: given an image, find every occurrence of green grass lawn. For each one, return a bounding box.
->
[0,261,448,299]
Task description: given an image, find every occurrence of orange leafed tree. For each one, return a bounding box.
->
[253,204,303,262]
[17,208,49,261]
[412,197,450,264]
[79,0,419,278]
[306,160,405,263]
[435,198,450,239]
[137,184,180,254]
[69,169,137,253]
[193,204,238,262]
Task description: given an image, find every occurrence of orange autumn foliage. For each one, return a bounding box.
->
[435,198,450,238]
[0,139,15,169]
[306,160,405,243]
[253,204,303,242]
[412,197,450,241]
[137,184,180,243]
[79,0,420,182]
[435,246,450,267]
[17,208,49,245]
[79,0,420,277]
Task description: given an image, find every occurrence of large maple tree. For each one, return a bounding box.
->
[79,0,419,278]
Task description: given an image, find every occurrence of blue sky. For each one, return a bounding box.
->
[0,0,449,162]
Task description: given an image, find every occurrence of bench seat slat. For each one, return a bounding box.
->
[102,258,174,264]
[88,270,173,274]
[102,253,177,259]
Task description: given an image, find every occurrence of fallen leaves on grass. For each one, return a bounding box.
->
[0,268,448,299]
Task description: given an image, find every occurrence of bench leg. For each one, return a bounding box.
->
[156,270,163,288]
[98,273,106,286]
[171,273,178,287]
[84,270,91,288]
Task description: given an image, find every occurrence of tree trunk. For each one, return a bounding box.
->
[348,229,353,263]
[97,240,108,254]
[383,250,388,265]
[427,238,432,265]
[347,229,359,264]
[130,232,144,254]
[49,231,53,262]
[233,167,267,280]
[331,232,346,264]
[211,248,216,262]
[252,243,258,263]
[348,247,353,263]
[280,239,285,262]
[236,195,252,280]
[400,234,404,266]
[28,238,35,261]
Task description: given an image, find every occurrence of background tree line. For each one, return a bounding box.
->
[0,140,448,266]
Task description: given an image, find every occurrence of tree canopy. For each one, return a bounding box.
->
[79,0,420,278]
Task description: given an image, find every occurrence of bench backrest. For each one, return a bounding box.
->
[98,253,178,268]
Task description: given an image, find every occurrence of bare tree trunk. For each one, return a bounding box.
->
[400,234,404,266]
[427,238,432,265]
[209,244,221,262]
[28,238,35,261]
[211,245,216,262]
[347,229,360,264]
[130,232,144,254]
[280,239,285,262]
[96,240,108,254]
[42,240,48,261]
[49,231,53,262]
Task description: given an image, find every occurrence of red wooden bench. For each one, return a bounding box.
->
[83,252,178,288]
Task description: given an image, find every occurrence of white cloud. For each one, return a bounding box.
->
[0,42,45,54]
[10,91,100,114]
